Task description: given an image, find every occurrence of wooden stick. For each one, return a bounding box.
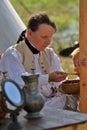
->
[67,72,78,75]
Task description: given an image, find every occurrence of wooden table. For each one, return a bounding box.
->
[1,107,87,130]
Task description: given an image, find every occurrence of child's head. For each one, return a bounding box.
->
[71,48,80,77]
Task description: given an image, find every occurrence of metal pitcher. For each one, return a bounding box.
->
[21,72,45,119]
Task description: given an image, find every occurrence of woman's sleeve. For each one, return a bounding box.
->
[1,47,26,88]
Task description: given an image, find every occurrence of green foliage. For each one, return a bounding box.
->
[10,0,79,28]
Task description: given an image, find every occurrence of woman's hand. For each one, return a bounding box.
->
[49,71,68,82]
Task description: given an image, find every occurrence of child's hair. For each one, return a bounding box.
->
[71,48,80,58]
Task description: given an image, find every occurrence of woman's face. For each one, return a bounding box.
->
[27,24,55,51]
[73,53,80,77]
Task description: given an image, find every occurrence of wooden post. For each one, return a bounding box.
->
[79,0,87,113]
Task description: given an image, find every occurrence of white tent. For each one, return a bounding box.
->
[0,0,26,53]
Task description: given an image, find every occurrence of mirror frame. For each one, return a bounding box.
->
[2,79,25,109]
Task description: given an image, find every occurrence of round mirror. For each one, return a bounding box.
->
[2,79,25,110]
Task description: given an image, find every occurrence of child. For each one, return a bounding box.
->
[71,47,80,111]
[64,48,80,111]
[71,47,80,78]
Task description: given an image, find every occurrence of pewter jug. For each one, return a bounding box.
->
[21,72,45,118]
